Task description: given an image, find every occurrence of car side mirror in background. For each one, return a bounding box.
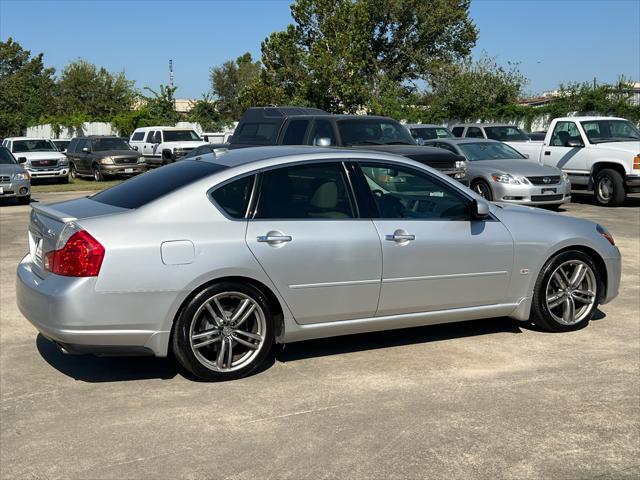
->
[17,157,27,164]
[82,147,90,153]
[565,139,584,148]
[132,146,138,151]
[416,138,426,146]
[316,137,332,146]
[470,199,490,219]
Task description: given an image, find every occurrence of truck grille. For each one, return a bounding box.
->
[0,175,10,182]
[31,159,58,168]
[531,194,563,202]
[527,175,560,185]
[113,157,138,164]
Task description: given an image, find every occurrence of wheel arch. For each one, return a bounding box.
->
[590,161,627,186]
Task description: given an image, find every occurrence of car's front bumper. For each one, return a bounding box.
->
[100,164,147,176]
[16,254,173,356]
[0,179,30,198]
[491,180,571,205]
[28,166,69,179]
[602,251,621,304]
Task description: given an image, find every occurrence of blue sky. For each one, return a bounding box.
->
[1,0,638,98]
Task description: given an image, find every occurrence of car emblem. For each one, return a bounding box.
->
[543,177,551,184]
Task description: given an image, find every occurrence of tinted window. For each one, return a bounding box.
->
[0,147,16,164]
[67,138,78,154]
[360,163,469,220]
[131,132,145,141]
[211,176,254,218]
[163,130,201,142]
[309,119,336,146]
[76,138,89,152]
[484,126,530,141]
[92,138,132,151]
[255,163,355,219]
[410,127,453,141]
[12,140,57,152]
[466,127,484,138]
[451,127,464,137]
[338,119,415,146]
[281,120,309,145]
[146,131,156,142]
[236,122,278,144]
[91,161,227,209]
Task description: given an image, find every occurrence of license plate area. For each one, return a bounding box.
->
[29,231,43,268]
[124,168,133,173]
[541,188,557,194]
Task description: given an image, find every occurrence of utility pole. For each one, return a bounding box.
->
[169,59,176,111]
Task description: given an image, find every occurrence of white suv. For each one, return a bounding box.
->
[129,127,208,167]
[1,137,69,182]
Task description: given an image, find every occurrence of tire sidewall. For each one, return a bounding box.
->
[471,180,493,201]
[532,250,600,332]
[172,282,274,381]
[595,169,625,207]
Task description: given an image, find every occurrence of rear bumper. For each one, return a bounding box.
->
[0,179,30,197]
[16,255,173,356]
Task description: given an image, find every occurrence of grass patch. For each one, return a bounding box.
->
[31,178,122,193]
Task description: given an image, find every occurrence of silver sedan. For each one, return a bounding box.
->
[425,138,571,207]
[17,146,621,380]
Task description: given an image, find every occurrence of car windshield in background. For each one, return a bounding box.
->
[459,142,526,161]
[581,120,640,143]
[92,138,132,151]
[411,127,453,140]
[338,119,416,146]
[163,130,201,142]
[484,127,530,141]
[12,140,56,153]
[90,161,227,209]
[0,147,17,164]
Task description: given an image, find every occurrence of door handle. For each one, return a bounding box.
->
[257,234,292,244]
[385,230,415,242]
[544,151,551,156]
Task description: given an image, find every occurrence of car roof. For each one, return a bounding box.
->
[5,137,52,141]
[554,116,627,122]
[450,123,519,128]
[404,124,450,128]
[133,126,198,131]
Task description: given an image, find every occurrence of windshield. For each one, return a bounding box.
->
[459,142,526,161]
[163,130,202,142]
[92,138,132,152]
[0,147,17,164]
[338,119,416,146]
[410,127,453,141]
[12,139,57,153]
[580,120,640,143]
[484,126,530,141]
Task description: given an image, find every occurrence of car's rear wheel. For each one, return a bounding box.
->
[471,179,493,201]
[172,282,274,381]
[531,250,600,332]
[594,169,625,207]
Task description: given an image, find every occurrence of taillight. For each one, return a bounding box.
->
[596,224,615,246]
[44,230,105,276]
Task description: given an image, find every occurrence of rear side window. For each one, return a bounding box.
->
[451,127,464,137]
[466,127,484,138]
[91,161,227,209]
[211,176,255,219]
[281,120,309,145]
[235,122,278,144]
[131,131,145,141]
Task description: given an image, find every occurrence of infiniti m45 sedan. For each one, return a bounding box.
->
[17,146,621,380]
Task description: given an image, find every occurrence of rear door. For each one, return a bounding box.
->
[74,138,90,173]
[245,161,382,324]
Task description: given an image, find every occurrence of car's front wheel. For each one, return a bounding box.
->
[531,250,600,332]
[172,282,274,381]
[93,165,104,182]
[471,179,493,201]
[594,169,625,207]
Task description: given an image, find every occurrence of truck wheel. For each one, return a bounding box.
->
[471,180,493,201]
[93,165,104,182]
[69,163,77,180]
[595,169,625,207]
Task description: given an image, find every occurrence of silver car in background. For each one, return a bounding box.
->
[425,138,571,207]
[17,146,620,381]
[0,146,31,204]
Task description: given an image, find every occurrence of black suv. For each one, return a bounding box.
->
[228,107,467,183]
[66,136,145,181]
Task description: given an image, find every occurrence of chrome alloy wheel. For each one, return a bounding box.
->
[545,260,597,325]
[473,182,491,199]
[597,176,613,202]
[189,292,266,372]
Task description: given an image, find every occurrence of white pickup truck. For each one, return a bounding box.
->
[507,117,640,206]
[128,126,208,167]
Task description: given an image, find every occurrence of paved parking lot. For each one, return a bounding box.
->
[1,191,639,479]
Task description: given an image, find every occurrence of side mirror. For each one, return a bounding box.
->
[416,138,426,146]
[565,139,584,148]
[132,146,138,151]
[316,137,332,146]
[470,199,490,219]
[17,156,27,164]
[82,147,90,153]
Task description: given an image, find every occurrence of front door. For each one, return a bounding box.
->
[245,161,382,324]
[542,121,589,181]
[357,162,514,316]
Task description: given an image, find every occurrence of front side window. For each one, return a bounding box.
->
[360,163,469,220]
[254,163,355,219]
[309,119,336,145]
[550,121,581,147]
[146,131,156,142]
[211,175,255,219]
[281,120,310,145]
[0,147,17,164]
[12,139,57,153]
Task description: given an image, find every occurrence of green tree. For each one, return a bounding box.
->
[56,59,136,118]
[188,94,228,132]
[0,38,56,136]
[143,84,181,125]
[243,0,478,113]
[210,53,262,119]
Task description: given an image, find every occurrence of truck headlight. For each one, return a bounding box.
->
[58,158,69,166]
[13,172,30,180]
[455,160,466,169]
[100,157,114,165]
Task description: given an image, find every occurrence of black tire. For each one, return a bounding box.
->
[17,195,30,205]
[530,250,601,332]
[594,168,625,207]
[93,165,104,182]
[69,163,77,180]
[471,179,493,201]
[172,281,275,381]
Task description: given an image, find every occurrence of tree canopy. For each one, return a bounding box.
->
[210,52,262,120]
